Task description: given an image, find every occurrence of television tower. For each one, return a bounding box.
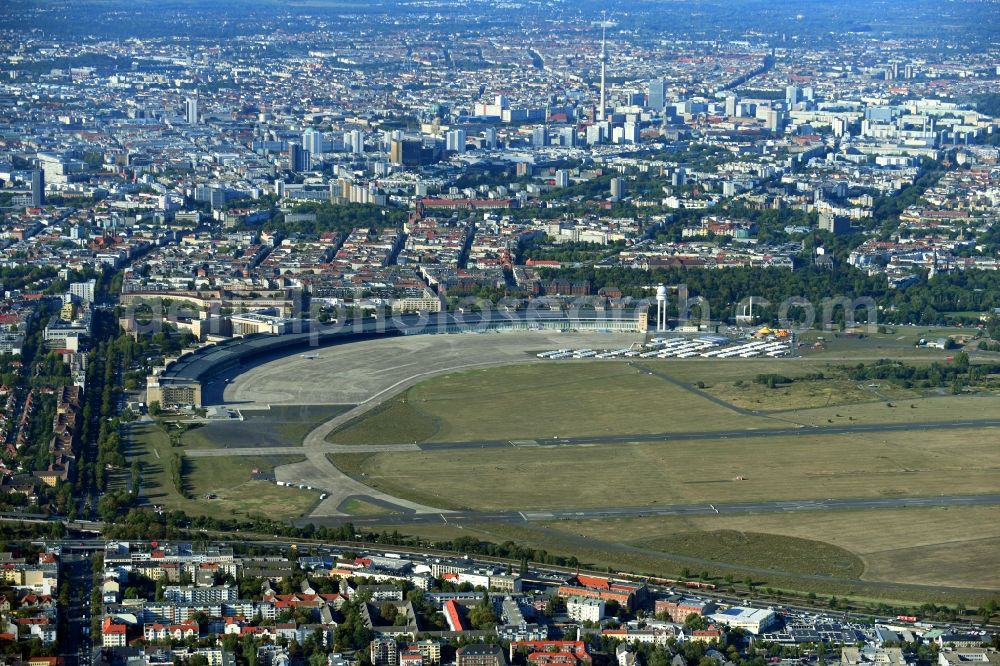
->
[598,13,608,121]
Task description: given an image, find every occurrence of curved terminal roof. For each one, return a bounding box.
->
[157,309,647,386]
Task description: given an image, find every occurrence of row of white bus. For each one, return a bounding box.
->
[537,336,790,360]
[701,339,791,358]
[535,348,635,359]
[634,336,728,358]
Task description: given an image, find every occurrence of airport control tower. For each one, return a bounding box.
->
[656,284,668,332]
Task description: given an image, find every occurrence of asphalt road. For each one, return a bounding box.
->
[59,550,96,666]
[293,492,1000,527]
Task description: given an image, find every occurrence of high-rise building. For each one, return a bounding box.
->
[555,170,569,188]
[785,85,800,106]
[819,212,850,235]
[303,128,323,156]
[343,130,363,154]
[446,129,466,153]
[725,95,739,117]
[610,177,623,201]
[288,142,309,171]
[623,121,639,144]
[31,169,44,207]
[69,280,96,303]
[482,127,497,150]
[352,130,365,155]
[209,187,226,210]
[833,116,849,138]
[647,79,666,110]
[558,127,576,147]
[531,126,547,148]
[767,109,784,133]
[390,138,423,167]
[586,123,604,145]
[185,97,199,124]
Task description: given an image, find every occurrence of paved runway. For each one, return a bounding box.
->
[293,493,1000,528]
[420,418,1000,449]
[207,331,1000,521]
[225,330,643,515]
[186,417,1000,457]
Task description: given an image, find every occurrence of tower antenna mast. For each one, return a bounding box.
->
[599,11,608,121]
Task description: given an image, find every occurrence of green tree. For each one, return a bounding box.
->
[684,613,707,631]
[379,601,398,626]
[469,592,497,629]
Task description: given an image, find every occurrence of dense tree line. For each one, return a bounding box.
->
[870,161,946,237]
[171,453,187,498]
[0,265,61,294]
[538,263,1000,327]
[975,93,1000,118]
[98,506,359,542]
[257,202,407,237]
[519,237,626,263]
[844,353,997,391]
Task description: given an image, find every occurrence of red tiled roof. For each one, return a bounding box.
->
[575,575,610,590]
[444,600,465,632]
[102,618,126,635]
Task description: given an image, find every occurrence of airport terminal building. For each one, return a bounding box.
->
[146,309,649,408]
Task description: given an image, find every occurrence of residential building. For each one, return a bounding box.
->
[654,596,717,623]
[102,617,128,648]
[566,596,604,624]
[69,280,96,303]
[458,644,506,666]
[842,647,910,666]
[371,637,399,666]
[938,649,1000,666]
